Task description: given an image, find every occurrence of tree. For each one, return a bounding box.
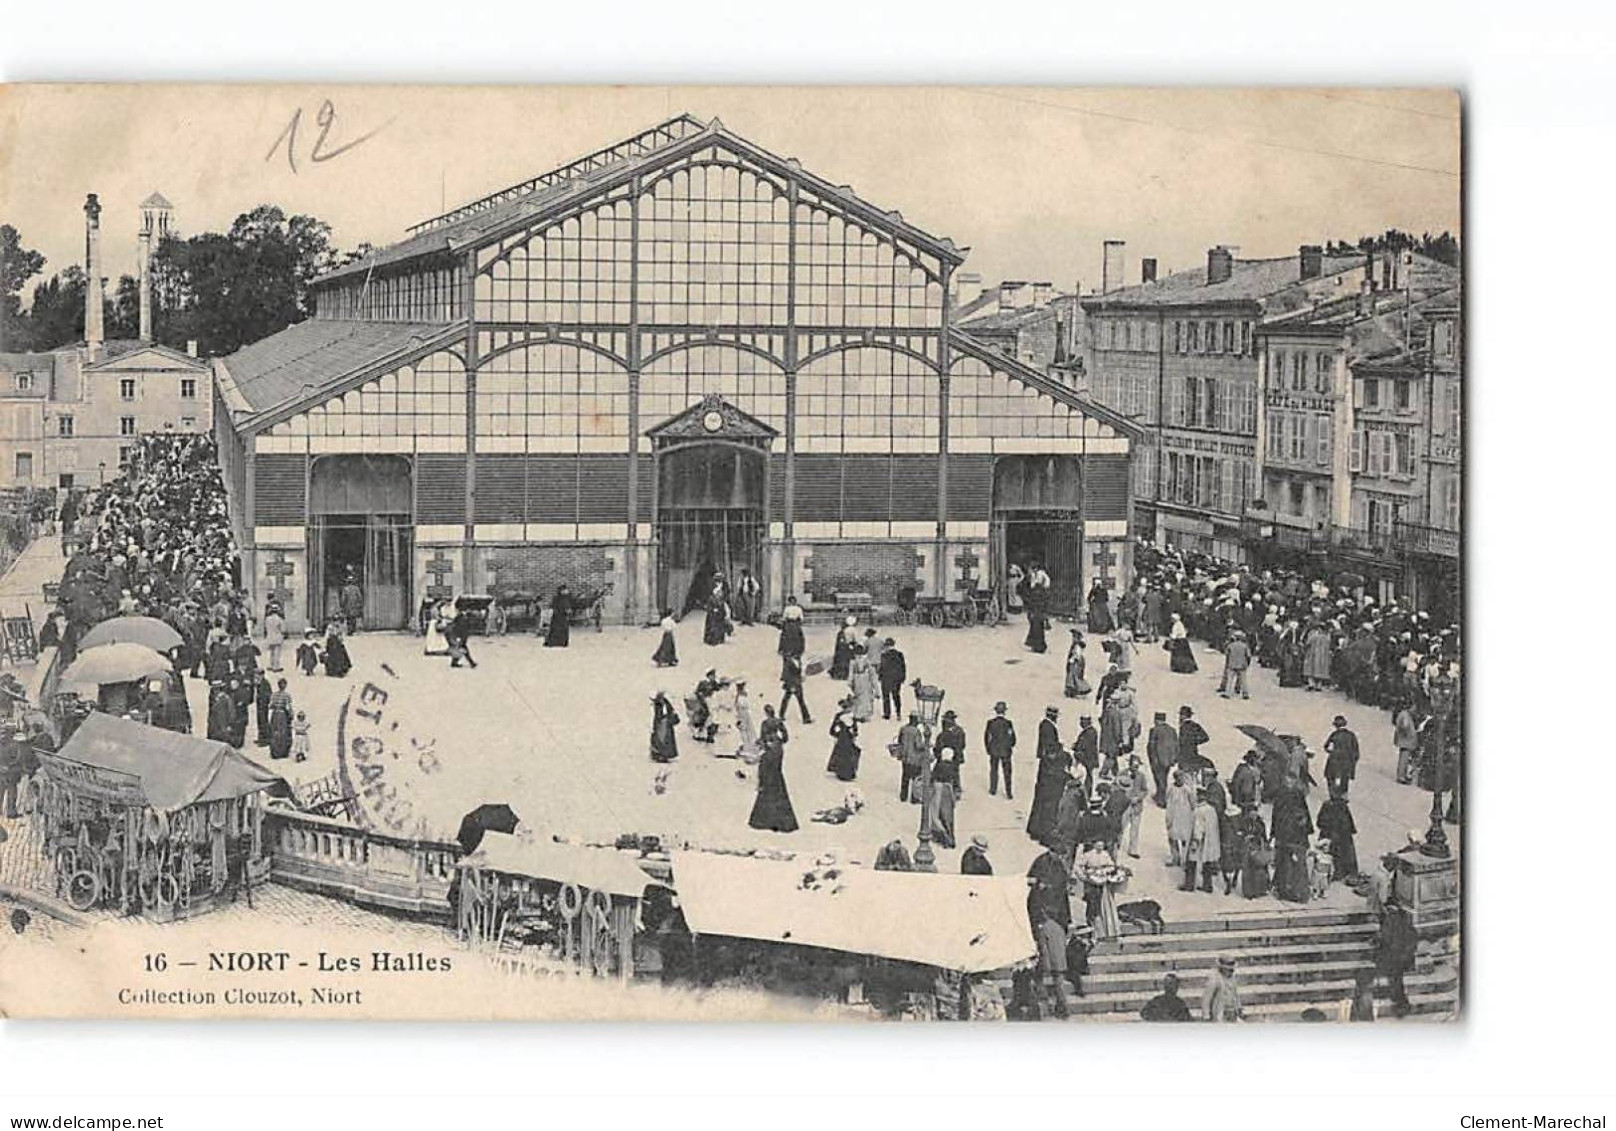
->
[152,204,336,356]
[1,224,46,351]
[1326,229,1460,268]
[107,274,141,341]
[22,266,87,352]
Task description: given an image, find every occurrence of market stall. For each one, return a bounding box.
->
[31,712,288,919]
[456,832,665,981]
[667,851,1036,1018]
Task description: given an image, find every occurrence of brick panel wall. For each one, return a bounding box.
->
[253,453,307,526]
[480,544,626,619]
[801,541,924,605]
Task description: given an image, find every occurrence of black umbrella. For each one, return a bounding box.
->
[1335,571,1366,591]
[456,803,521,854]
[1236,723,1290,760]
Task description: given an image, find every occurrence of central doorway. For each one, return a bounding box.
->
[992,455,1084,615]
[656,444,766,617]
[308,455,414,630]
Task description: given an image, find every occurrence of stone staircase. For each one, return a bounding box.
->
[1069,908,1460,1021]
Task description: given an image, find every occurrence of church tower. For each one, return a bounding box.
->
[137,192,173,343]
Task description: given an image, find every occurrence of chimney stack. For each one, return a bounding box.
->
[999,281,1028,311]
[186,339,199,358]
[1031,281,1053,308]
[1101,240,1126,295]
[953,271,983,311]
[84,194,104,357]
[1141,258,1158,284]
[1206,246,1234,286]
[1299,244,1323,281]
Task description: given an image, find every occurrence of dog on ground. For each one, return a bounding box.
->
[1116,899,1166,934]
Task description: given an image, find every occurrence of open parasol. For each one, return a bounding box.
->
[60,642,172,690]
[1235,723,1290,760]
[79,616,184,654]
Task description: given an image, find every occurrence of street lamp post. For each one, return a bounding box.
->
[911,680,946,870]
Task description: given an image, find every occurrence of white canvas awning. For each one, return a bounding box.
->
[465,833,661,898]
[669,852,1036,974]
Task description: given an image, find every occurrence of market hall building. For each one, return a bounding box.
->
[212,115,1141,632]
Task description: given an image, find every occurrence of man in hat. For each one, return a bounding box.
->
[961,834,993,876]
[1324,715,1361,796]
[984,701,1017,799]
[1146,710,1178,808]
[1204,957,1243,1022]
[1177,705,1210,774]
[1072,715,1100,800]
[1140,973,1193,1022]
[1026,707,1069,843]
[1231,750,1262,810]
[1219,628,1252,699]
[1026,845,1074,1019]
[877,637,907,720]
[896,711,929,803]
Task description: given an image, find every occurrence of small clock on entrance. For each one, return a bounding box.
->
[702,410,724,433]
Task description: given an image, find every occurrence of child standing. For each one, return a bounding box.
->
[291,710,311,763]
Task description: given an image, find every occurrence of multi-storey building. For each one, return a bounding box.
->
[1248,264,1461,615]
[0,192,210,494]
[1082,244,1379,559]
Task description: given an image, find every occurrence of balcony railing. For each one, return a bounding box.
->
[1394,521,1461,559]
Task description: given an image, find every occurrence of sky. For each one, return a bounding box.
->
[0,84,1460,298]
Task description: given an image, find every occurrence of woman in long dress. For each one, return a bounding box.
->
[826,707,861,782]
[1064,631,1090,697]
[650,692,680,763]
[652,613,679,667]
[702,592,729,647]
[1166,614,1198,674]
[1278,620,1306,687]
[733,681,759,761]
[322,627,351,678]
[544,585,573,648]
[268,685,293,761]
[424,602,452,656]
[1086,580,1114,635]
[829,617,856,679]
[847,650,877,722]
[748,734,799,833]
[1270,784,1314,902]
[1315,787,1359,880]
[1302,622,1333,690]
[1233,806,1271,899]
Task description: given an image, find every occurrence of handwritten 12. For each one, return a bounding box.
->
[266,100,391,174]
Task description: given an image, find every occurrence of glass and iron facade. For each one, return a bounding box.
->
[223,117,1137,629]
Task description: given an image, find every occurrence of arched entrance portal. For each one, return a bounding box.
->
[993,455,1084,615]
[308,455,413,630]
[656,443,767,617]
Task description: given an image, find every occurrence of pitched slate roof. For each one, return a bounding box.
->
[140,191,173,210]
[219,318,461,420]
[316,113,964,285]
[1084,253,1366,310]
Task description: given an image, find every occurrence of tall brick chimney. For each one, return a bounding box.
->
[1031,281,1053,307]
[1299,244,1323,280]
[1141,257,1158,284]
[83,194,104,357]
[1206,246,1233,286]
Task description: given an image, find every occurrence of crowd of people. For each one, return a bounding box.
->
[637,541,1459,1021]
[34,433,358,759]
